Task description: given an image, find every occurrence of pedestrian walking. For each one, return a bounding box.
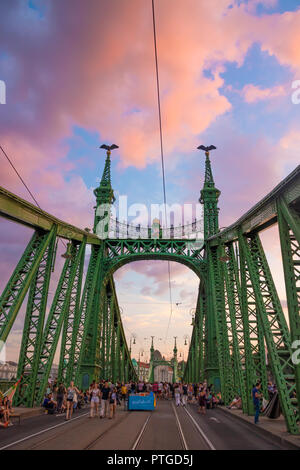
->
[100,381,110,418]
[182,383,188,406]
[174,384,181,407]
[198,383,206,415]
[252,382,262,424]
[109,387,117,419]
[89,382,101,418]
[66,381,80,420]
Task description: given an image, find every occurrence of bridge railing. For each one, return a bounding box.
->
[105,217,204,240]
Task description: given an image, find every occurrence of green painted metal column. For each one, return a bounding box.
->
[58,239,86,385]
[74,245,100,388]
[115,321,121,382]
[76,245,103,388]
[14,226,57,407]
[36,241,85,403]
[208,244,233,401]
[0,229,56,343]
[277,198,300,420]
[222,243,247,410]
[240,232,299,434]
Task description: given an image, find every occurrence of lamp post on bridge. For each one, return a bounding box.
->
[138,348,144,381]
[129,333,136,356]
[190,308,196,326]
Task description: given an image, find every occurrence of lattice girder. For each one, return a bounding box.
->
[240,232,299,434]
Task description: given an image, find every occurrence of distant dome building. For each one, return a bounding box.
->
[153,350,162,361]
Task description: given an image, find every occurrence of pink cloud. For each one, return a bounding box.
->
[1,0,299,181]
[242,84,286,102]
[0,0,282,171]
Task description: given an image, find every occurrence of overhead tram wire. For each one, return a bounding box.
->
[151,0,174,344]
[0,143,67,249]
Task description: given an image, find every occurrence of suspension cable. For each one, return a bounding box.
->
[151,0,174,343]
[0,143,67,248]
[0,144,42,209]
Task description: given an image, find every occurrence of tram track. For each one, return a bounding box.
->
[131,414,152,450]
[26,412,93,450]
[131,400,214,451]
[84,411,131,450]
[181,405,215,450]
[0,410,90,450]
[1,401,216,451]
[172,402,189,450]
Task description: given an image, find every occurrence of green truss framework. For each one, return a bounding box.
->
[0,149,299,434]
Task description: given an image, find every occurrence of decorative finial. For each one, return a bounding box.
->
[99,143,119,156]
[197,144,216,158]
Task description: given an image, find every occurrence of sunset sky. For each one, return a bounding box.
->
[0,0,300,364]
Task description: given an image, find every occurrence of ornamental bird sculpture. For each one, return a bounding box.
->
[100,144,119,151]
[197,145,216,152]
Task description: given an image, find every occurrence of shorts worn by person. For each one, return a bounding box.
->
[66,381,80,420]
[109,388,117,419]
[89,383,101,418]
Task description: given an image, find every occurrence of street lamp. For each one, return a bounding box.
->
[189,308,196,326]
[138,348,144,381]
[129,333,137,354]
[184,334,190,346]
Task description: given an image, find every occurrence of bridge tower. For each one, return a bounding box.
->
[199,149,221,391]
[77,147,116,387]
[93,147,115,235]
[199,149,221,239]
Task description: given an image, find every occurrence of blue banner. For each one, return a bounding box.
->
[128,392,155,410]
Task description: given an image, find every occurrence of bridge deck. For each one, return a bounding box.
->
[0,401,294,450]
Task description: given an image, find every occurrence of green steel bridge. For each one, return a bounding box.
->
[0,148,299,434]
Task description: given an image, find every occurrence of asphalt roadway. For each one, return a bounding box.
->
[0,400,291,450]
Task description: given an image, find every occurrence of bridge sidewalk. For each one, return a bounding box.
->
[10,407,45,420]
[217,406,300,449]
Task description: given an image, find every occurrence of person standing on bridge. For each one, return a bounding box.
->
[198,383,206,415]
[174,384,181,406]
[89,383,101,418]
[252,382,263,425]
[56,382,66,414]
[66,381,80,421]
[100,381,110,418]
[121,383,127,403]
[109,387,117,419]
[182,383,188,407]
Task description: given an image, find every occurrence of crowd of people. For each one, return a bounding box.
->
[42,380,88,420]
[40,378,224,420]
[226,380,279,424]
[0,376,280,428]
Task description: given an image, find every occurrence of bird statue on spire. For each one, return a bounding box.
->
[197,145,216,157]
[100,143,119,155]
